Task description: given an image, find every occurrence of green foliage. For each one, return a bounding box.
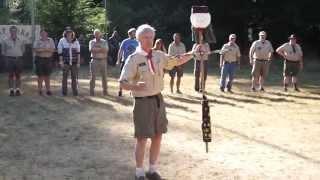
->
[0,8,10,24]
[36,0,107,38]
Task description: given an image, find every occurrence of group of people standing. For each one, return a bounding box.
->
[0,26,110,97]
[219,31,303,93]
[0,25,305,180]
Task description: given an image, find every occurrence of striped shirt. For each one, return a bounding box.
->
[57,37,80,65]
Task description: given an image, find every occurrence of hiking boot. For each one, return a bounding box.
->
[9,90,14,97]
[146,172,162,180]
[15,89,21,96]
[46,91,52,96]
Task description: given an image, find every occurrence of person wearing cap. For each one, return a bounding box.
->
[1,26,27,96]
[168,33,186,94]
[33,29,56,96]
[57,27,81,96]
[249,31,274,91]
[89,29,109,96]
[192,41,211,92]
[276,34,303,92]
[117,27,139,96]
[219,34,241,92]
[119,24,200,180]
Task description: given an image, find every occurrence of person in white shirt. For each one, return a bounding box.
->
[249,31,274,91]
[57,27,81,96]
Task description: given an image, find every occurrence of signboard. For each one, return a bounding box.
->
[0,25,41,44]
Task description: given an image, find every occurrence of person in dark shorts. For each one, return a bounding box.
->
[119,24,199,180]
[1,26,26,96]
[168,33,186,94]
[276,34,303,92]
[33,29,56,95]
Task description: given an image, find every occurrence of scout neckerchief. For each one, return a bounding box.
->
[135,46,156,75]
[291,43,296,53]
[146,50,155,75]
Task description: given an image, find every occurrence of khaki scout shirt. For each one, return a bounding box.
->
[119,47,178,97]
[168,42,186,56]
[1,37,26,57]
[192,43,210,61]
[33,37,56,58]
[220,42,241,62]
[249,40,274,60]
[89,38,109,59]
[276,43,303,62]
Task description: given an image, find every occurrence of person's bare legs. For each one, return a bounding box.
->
[149,134,162,166]
[292,76,299,91]
[284,76,290,91]
[136,137,147,167]
[251,76,257,91]
[44,76,52,94]
[176,77,181,93]
[135,137,147,177]
[170,77,174,93]
[38,76,43,95]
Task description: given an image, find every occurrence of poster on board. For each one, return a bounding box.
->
[0,25,41,44]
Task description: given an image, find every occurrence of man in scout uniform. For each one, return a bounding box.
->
[219,34,241,92]
[249,31,274,91]
[89,29,109,96]
[1,26,26,96]
[168,33,186,94]
[276,34,303,92]
[33,29,56,96]
[119,24,200,180]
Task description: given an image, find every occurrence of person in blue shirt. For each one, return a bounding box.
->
[117,28,139,96]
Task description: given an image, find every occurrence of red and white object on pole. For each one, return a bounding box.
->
[190,6,212,153]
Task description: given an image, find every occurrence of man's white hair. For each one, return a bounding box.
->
[93,29,101,34]
[136,24,156,40]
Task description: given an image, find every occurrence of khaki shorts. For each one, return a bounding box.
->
[133,94,168,138]
[252,59,270,78]
[284,60,300,76]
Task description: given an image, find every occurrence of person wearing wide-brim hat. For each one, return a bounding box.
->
[57,27,81,96]
[276,34,303,92]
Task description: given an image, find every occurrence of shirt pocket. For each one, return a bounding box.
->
[137,63,149,79]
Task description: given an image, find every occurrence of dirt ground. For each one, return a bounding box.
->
[0,61,319,180]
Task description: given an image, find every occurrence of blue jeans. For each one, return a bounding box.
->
[220,62,237,89]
